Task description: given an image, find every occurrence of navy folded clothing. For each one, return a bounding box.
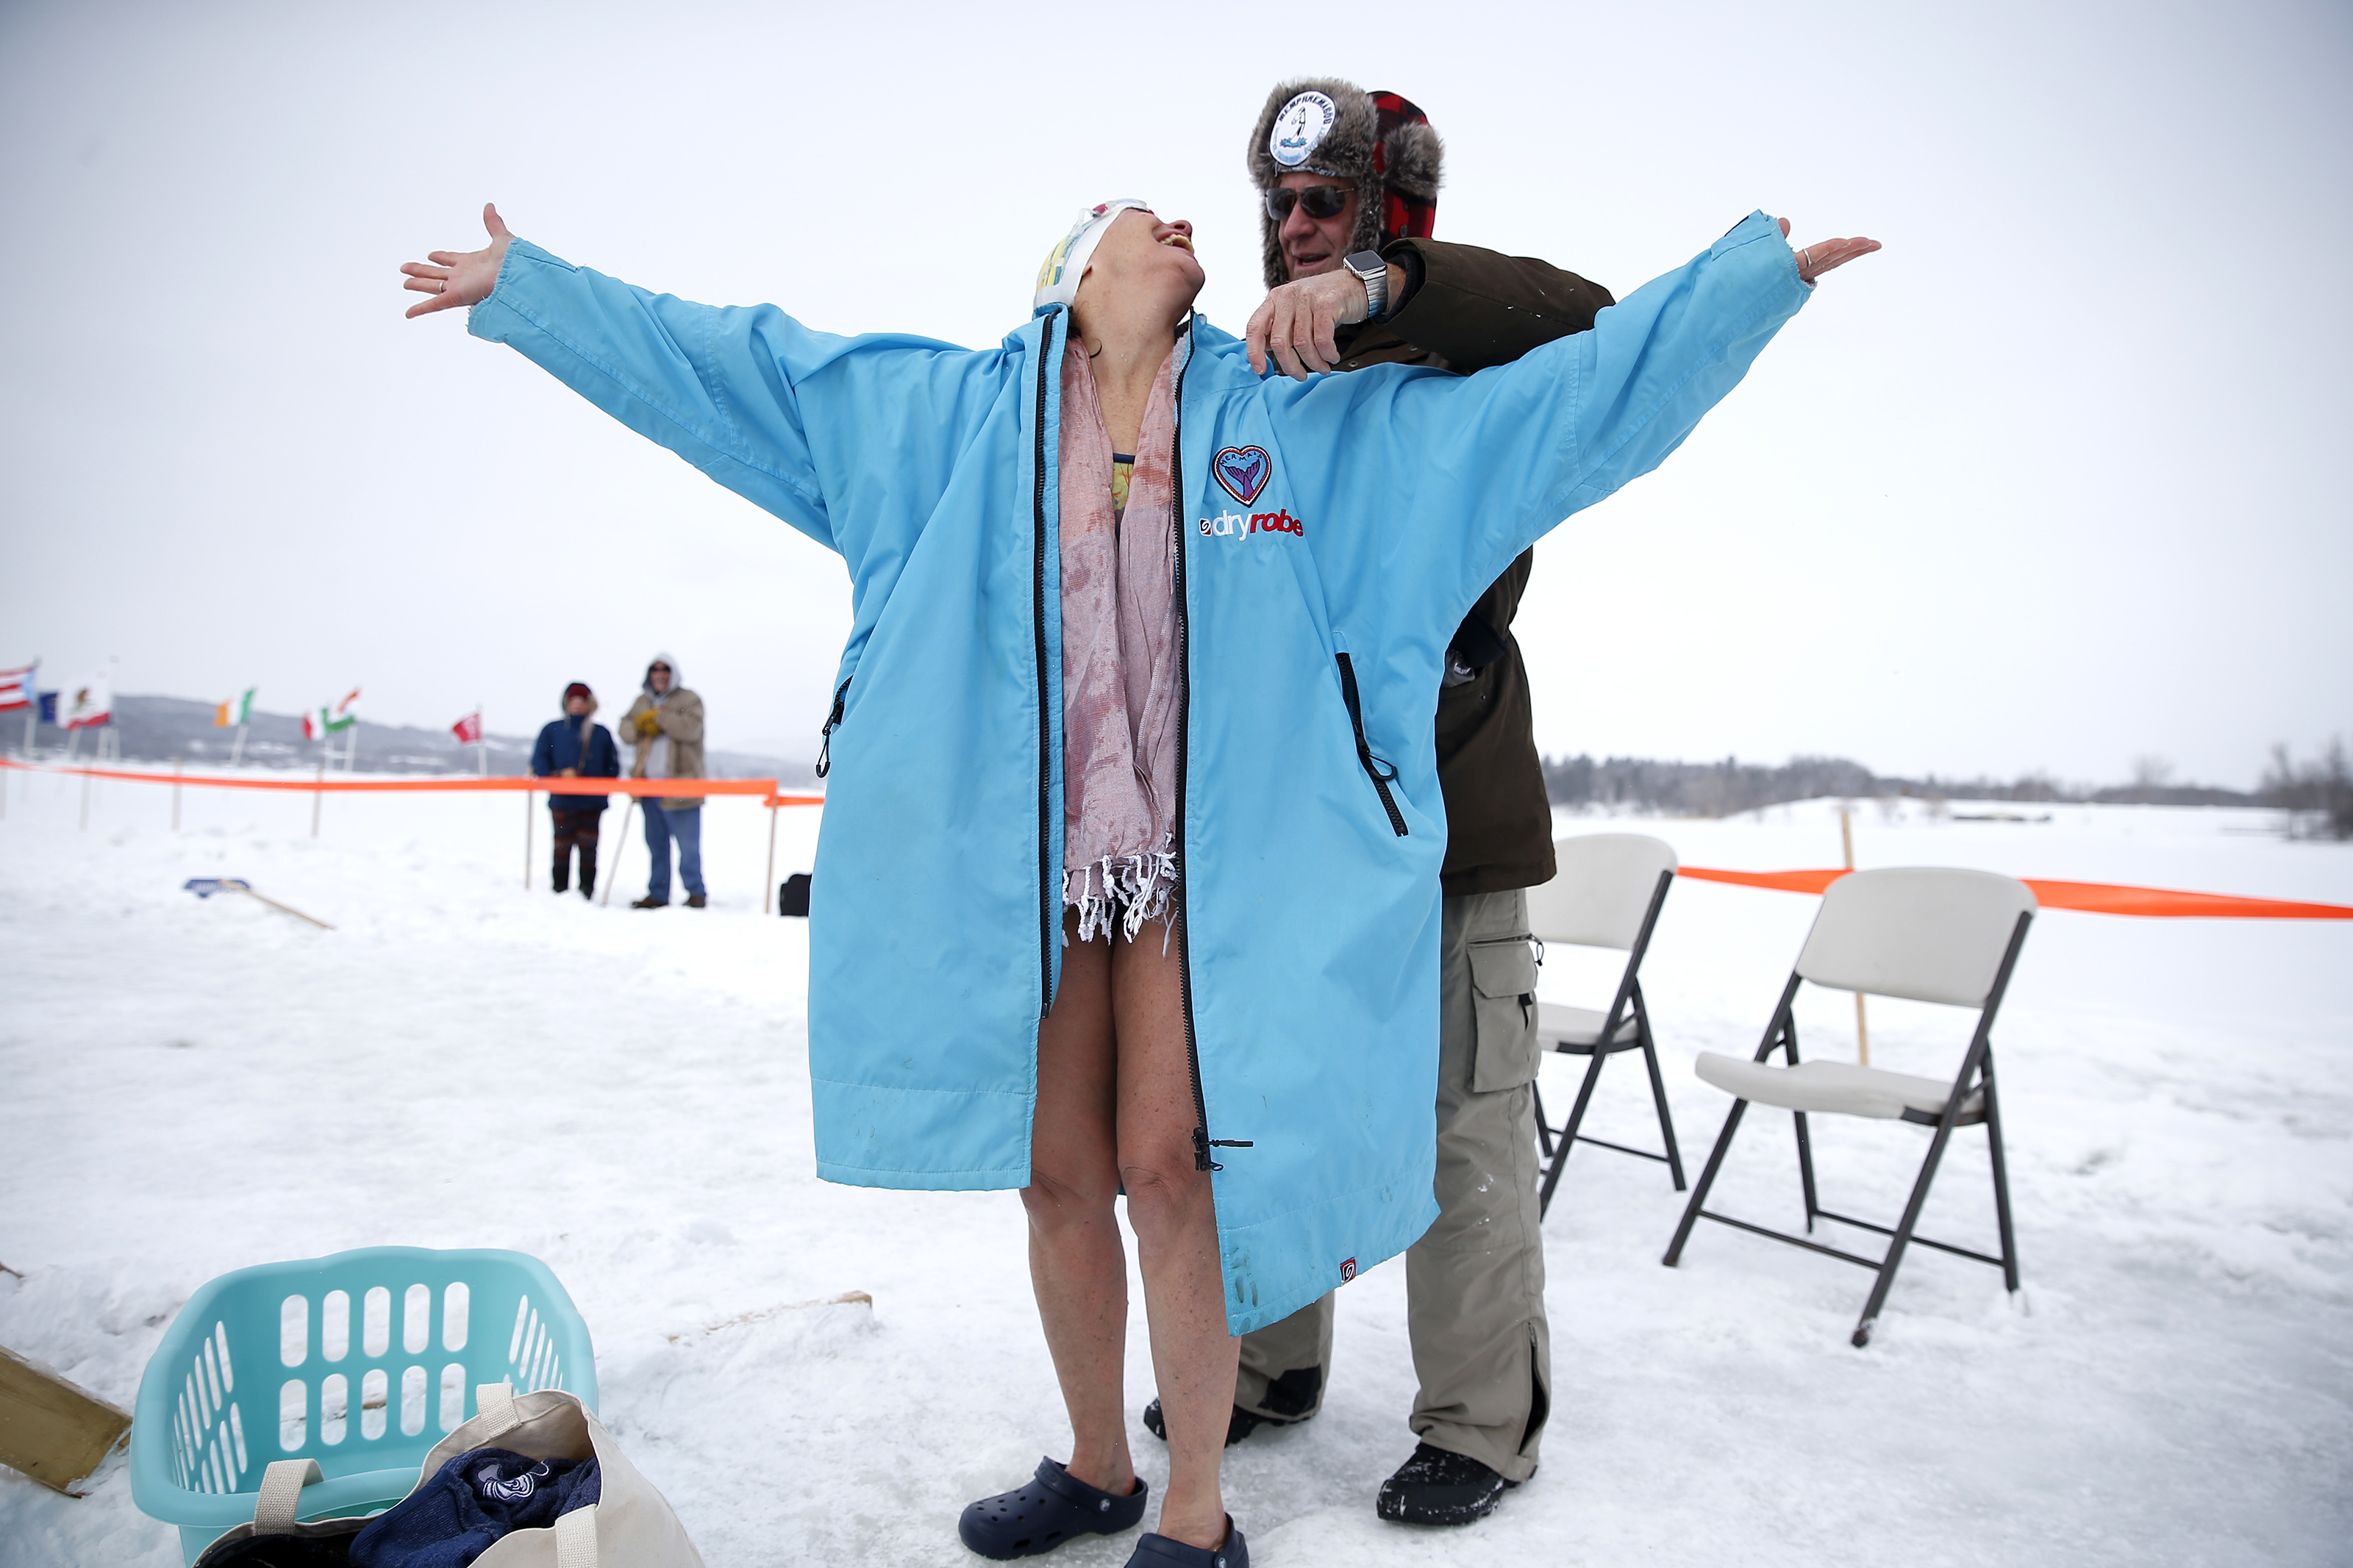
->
[349,1446,601,1568]
[201,1536,352,1565]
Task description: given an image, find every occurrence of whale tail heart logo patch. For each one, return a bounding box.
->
[1212,446,1271,506]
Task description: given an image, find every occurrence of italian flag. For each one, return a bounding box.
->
[215,687,254,727]
[303,687,360,740]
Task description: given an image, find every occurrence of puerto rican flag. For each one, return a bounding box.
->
[0,661,35,712]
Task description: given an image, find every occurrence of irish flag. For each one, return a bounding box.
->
[215,687,255,727]
[303,687,360,740]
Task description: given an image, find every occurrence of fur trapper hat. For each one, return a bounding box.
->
[1247,78,1444,290]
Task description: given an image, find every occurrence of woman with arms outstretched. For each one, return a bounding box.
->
[403,198,1874,1565]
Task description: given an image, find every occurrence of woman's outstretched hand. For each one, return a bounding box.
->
[401,204,515,319]
[1779,217,1880,283]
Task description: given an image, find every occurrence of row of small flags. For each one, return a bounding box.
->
[0,661,110,729]
[207,682,360,740]
[12,659,488,754]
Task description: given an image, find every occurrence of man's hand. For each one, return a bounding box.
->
[635,711,662,738]
[1778,218,1881,283]
[1246,262,1405,379]
[401,204,516,319]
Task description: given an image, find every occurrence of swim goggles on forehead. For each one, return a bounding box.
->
[1264,185,1351,222]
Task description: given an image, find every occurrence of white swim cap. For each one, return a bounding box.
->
[1034,198,1151,314]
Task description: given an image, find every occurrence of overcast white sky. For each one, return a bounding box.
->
[3,0,2347,786]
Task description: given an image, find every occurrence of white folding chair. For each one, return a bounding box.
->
[1662,868,2036,1346]
[1528,833,1685,1217]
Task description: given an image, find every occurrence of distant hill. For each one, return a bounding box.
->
[18,695,817,785]
[1543,751,2258,817]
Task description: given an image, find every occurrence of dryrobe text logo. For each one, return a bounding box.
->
[1199,507,1306,540]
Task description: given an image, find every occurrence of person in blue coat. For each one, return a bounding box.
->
[403,198,1876,1564]
[531,681,621,898]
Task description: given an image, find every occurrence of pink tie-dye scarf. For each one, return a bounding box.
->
[1058,337,1181,942]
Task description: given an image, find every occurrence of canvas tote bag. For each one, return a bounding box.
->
[193,1384,703,1567]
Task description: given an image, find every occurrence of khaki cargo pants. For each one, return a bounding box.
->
[1234,887,1550,1480]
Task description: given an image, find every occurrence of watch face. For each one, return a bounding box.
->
[1346,251,1384,276]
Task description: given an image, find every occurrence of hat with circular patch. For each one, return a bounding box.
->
[1246,79,1444,290]
[1034,198,1152,314]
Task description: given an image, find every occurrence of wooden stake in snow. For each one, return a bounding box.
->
[311,758,324,837]
[602,797,635,907]
[185,878,335,930]
[171,755,182,832]
[78,769,90,831]
[765,803,779,914]
[1840,803,1870,1065]
[0,1343,132,1497]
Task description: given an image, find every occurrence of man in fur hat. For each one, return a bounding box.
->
[1142,78,1618,1527]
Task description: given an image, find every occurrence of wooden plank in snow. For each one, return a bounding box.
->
[0,1344,133,1496]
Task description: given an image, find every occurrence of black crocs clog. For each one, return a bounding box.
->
[959,1456,1149,1559]
[1124,1518,1249,1568]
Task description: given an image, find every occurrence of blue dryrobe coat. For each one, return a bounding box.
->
[468,210,1811,1333]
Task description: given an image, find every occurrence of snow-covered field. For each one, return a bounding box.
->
[2,768,2348,1566]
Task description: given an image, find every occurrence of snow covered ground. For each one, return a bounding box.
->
[2,767,2348,1566]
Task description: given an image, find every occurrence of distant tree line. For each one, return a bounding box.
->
[1539,751,2273,819]
[2260,740,2353,840]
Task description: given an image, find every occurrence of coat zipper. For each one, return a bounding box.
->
[1335,653,1410,837]
[814,679,850,779]
[1171,322,1252,1174]
[1032,309,1060,1016]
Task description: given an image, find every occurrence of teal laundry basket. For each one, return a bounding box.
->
[129,1247,597,1565]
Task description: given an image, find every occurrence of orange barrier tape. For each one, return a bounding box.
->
[1678,865,2353,920]
[0,758,823,804]
[1676,867,1846,896]
[13,758,2337,915]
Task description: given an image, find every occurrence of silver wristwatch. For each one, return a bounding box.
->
[1343,249,1389,321]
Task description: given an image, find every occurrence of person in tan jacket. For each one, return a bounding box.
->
[618,652,707,908]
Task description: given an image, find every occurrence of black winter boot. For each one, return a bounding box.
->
[1140,1399,1300,1448]
[1375,1442,1517,1525]
[1143,1364,1318,1449]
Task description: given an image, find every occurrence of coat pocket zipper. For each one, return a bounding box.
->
[815,678,851,779]
[1335,653,1409,837]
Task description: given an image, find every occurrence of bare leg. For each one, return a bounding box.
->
[1019,925,1137,1496]
[1114,922,1235,1550]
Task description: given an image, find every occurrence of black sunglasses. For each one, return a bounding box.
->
[1264,185,1351,223]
